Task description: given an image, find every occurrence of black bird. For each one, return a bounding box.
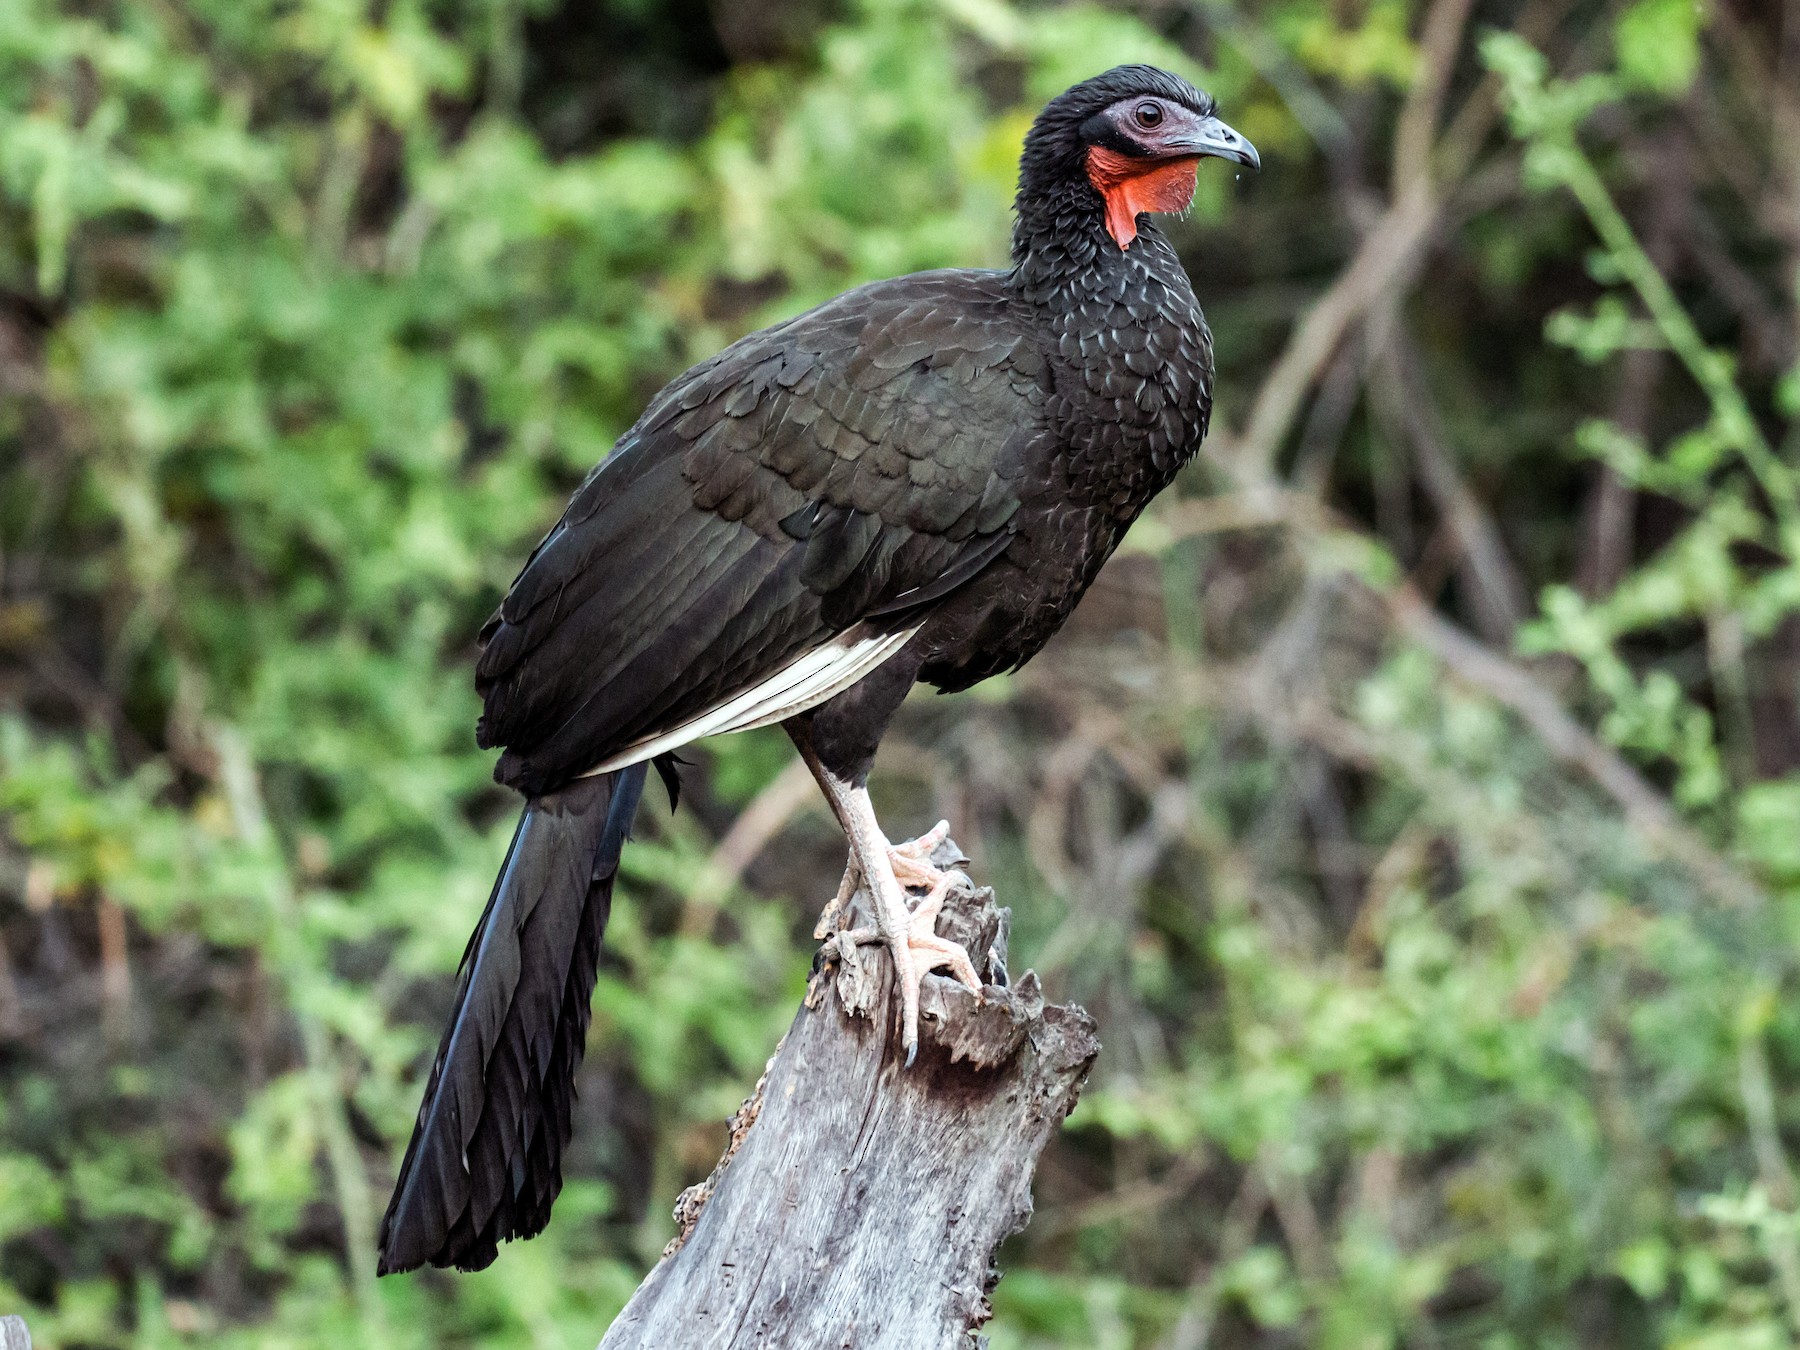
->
[378,64,1257,1275]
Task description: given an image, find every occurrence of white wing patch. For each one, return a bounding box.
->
[579,621,923,777]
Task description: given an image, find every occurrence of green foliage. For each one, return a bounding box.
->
[1614,0,1704,97]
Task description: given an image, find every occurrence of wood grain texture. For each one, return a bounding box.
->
[598,847,1099,1350]
[1,1315,31,1350]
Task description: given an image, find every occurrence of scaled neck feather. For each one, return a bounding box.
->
[1005,181,1191,314]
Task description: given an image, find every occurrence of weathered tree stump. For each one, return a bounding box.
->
[598,844,1100,1350]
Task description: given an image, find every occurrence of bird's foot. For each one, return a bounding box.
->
[888,818,952,887]
[813,819,952,939]
[835,863,983,1066]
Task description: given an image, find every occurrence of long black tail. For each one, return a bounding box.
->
[378,765,647,1274]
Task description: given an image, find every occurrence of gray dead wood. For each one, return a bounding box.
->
[0,1315,30,1350]
[598,844,1099,1350]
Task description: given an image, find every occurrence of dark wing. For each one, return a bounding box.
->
[475,269,1050,796]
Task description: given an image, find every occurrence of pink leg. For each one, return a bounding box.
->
[802,775,981,1062]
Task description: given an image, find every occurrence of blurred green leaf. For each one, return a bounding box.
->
[1615,0,1705,96]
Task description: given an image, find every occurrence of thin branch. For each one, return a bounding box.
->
[1738,1027,1800,1336]
[97,898,131,1048]
[1190,0,1353,160]
[1260,1151,1333,1285]
[1558,149,1796,530]
[0,928,22,1041]
[1229,188,1439,481]
[1030,1149,1210,1244]
[680,753,822,933]
[1162,1167,1272,1350]
[1382,585,1769,912]
[1577,343,1656,598]
[1375,336,1529,642]
[1393,0,1478,197]
[210,725,389,1345]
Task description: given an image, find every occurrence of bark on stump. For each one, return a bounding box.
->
[598,844,1099,1350]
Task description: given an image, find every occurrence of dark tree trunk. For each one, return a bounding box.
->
[598,849,1099,1350]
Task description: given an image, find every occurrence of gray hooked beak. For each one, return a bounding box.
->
[1172,115,1260,171]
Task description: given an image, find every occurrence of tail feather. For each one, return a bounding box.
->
[378,765,647,1274]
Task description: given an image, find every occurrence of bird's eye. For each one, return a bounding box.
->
[1135,101,1165,128]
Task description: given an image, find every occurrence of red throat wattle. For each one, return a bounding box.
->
[1085,146,1201,250]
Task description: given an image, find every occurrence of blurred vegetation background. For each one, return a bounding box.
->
[1,0,1797,1345]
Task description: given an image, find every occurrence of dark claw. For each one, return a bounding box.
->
[905,1041,918,1069]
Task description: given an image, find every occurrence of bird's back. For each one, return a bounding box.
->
[474,268,1052,795]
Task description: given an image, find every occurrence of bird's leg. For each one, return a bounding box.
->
[804,768,982,1063]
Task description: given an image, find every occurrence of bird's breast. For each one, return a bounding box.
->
[1040,260,1213,517]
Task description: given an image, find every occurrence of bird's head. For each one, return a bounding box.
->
[1018,65,1259,251]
